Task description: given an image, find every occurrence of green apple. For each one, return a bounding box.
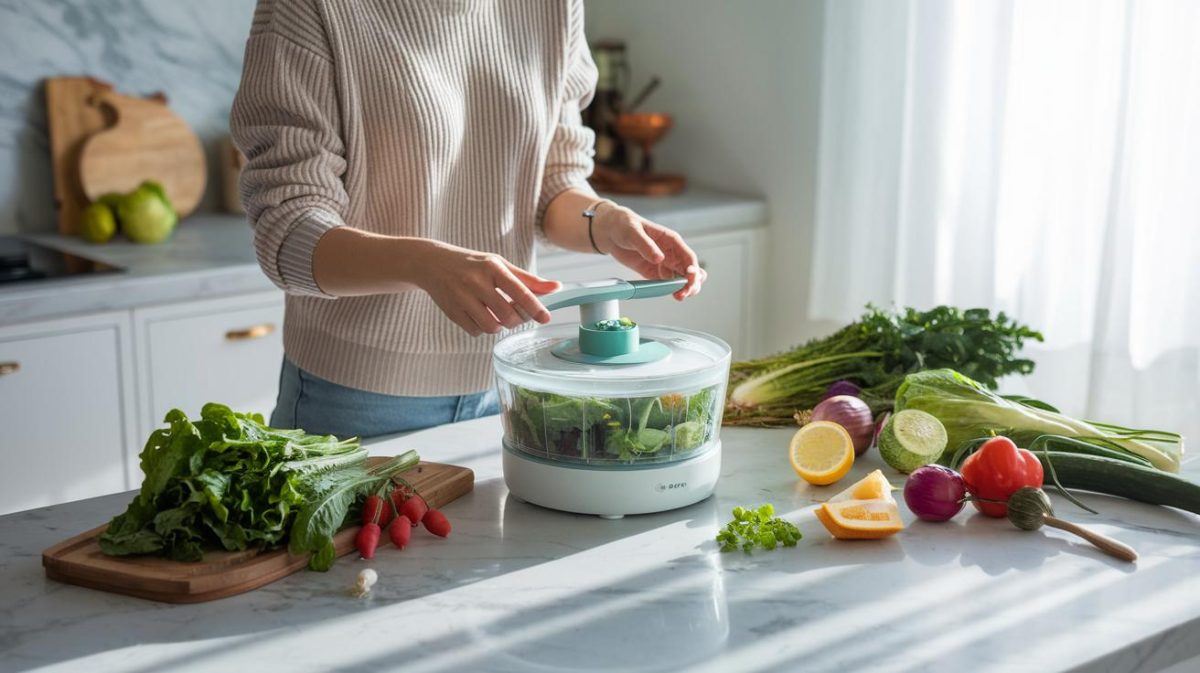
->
[117,182,177,244]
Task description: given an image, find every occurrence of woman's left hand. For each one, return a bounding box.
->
[593,202,706,300]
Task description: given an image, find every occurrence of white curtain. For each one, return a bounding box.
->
[811,0,1200,448]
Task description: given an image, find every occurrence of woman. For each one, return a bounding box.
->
[231,0,705,439]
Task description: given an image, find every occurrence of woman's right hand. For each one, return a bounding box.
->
[413,241,560,336]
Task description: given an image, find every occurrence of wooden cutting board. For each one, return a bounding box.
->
[46,77,117,235]
[77,88,206,218]
[42,460,473,604]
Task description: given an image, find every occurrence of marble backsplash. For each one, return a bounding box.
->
[0,0,255,234]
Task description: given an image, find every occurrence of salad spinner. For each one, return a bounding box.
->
[493,277,731,518]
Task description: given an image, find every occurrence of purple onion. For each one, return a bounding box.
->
[823,380,863,401]
[812,395,874,455]
[903,465,967,522]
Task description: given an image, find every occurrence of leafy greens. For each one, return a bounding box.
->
[725,305,1043,426]
[99,404,418,570]
[505,386,719,463]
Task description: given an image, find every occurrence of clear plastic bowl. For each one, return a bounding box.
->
[493,324,730,468]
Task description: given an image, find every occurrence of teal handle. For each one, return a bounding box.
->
[628,278,688,300]
[540,278,687,313]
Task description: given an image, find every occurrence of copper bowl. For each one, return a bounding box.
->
[615,112,673,146]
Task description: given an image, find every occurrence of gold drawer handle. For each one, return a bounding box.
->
[225,323,276,341]
[0,361,19,376]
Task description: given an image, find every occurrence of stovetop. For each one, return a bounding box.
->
[0,237,122,286]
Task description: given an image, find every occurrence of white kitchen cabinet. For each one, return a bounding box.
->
[134,291,284,436]
[0,311,137,515]
[539,230,762,358]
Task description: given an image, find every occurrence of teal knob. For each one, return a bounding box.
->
[579,320,639,357]
[540,278,685,366]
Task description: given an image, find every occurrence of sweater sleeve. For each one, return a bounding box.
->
[230,0,346,298]
[536,0,600,229]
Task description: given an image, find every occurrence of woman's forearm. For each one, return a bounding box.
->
[542,188,607,253]
[311,227,429,296]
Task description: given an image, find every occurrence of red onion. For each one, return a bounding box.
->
[823,380,862,400]
[903,465,966,522]
[811,395,874,455]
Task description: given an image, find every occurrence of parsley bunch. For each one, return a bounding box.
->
[716,504,801,553]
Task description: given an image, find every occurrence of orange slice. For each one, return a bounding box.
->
[788,421,855,485]
[815,499,905,540]
[828,469,896,503]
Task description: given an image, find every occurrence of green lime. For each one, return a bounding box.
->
[878,409,948,473]
[79,202,117,244]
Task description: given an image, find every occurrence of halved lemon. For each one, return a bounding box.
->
[788,421,855,485]
[827,469,896,503]
[815,499,905,540]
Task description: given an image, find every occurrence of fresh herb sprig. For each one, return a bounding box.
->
[716,504,801,553]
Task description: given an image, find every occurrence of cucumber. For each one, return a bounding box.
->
[1037,452,1200,515]
[878,409,948,473]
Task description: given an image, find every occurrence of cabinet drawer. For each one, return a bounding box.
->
[0,314,134,514]
[137,293,284,433]
[539,234,751,356]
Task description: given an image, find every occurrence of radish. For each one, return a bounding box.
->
[401,495,428,527]
[389,515,413,549]
[356,523,381,559]
[362,495,392,528]
[423,510,451,538]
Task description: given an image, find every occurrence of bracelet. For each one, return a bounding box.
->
[583,200,608,254]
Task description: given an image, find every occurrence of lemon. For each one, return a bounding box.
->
[827,469,895,503]
[79,202,117,244]
[815,499,905,539]
[788,421,855,485]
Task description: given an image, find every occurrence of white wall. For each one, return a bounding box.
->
[0,1,255,234]
[586,0,829,354]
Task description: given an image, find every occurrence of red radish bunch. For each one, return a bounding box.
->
[356,487,451,559]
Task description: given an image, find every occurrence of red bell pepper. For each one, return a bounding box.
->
[960,436,1044,517]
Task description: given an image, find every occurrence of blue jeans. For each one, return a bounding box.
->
[270,358,499,439]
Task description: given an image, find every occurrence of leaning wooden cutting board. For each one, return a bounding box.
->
[45,77,117,235]
[43,460,472,603]
[77,89,207,217]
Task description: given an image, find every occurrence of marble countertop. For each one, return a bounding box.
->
[2,418,1197,673]
[0,188,766,325]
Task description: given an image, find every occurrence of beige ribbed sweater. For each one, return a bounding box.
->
[231,0,598,396]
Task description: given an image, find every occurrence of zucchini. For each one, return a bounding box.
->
[1036,452,1200,515]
